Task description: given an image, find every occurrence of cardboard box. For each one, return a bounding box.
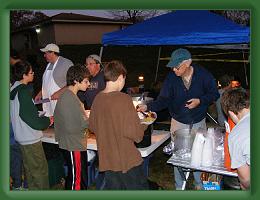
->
[203,180,222,190]
[201,172,223,190]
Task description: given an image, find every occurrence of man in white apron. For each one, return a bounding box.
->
[35,43,73,117]
[34,43,73,187]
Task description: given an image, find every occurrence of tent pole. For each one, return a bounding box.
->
[99,46,104,60]
[242,50,249,87]
[154,47,162,83]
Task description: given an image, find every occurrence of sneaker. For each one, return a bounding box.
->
[12,186,28,191]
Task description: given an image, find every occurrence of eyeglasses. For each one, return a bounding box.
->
[174,63,183,71]
[174,60,187,71]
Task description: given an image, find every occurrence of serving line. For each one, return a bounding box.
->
[42,128,170,158]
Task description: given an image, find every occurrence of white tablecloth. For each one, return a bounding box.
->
[42,129,170,158]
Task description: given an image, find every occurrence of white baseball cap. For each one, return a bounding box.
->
[40,43,60,53]
[87,54,101,63]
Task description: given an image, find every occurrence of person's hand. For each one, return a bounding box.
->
[34,91,42,102]
[136,104,147,112]
[51,91,60,100]
[49,116,54,126]
[85,110,91,119]
[185,98,200,109]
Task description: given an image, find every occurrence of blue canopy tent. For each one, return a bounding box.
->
[101,10,250,84]
[102,10,249,46]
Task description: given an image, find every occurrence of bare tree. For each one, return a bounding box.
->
[210,10,250,26]
[109,10,249,26]
[109,10,169,23]
[11,10,48,31]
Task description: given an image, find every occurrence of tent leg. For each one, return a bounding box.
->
[99,46,104,59]
[154,47,162,83]
[242,50,248,87]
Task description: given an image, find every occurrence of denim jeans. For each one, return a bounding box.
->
[170,118,206,190]
[10,143,23,188]
[174,167,202,190]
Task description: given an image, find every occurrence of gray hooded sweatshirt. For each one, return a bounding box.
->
[10,81,50,145]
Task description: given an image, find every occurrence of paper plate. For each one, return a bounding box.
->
[140,112,157,125]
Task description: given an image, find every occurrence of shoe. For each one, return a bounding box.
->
[12,186,28,191]
[194,185,203,190]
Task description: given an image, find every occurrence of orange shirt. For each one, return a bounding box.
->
[224,117,237,172]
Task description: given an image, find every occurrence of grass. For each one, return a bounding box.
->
[146,137,194,190]
[147,142,174,190]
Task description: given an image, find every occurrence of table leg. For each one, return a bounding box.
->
[181,171,190,190]
[143,154,153,177]
[177,167,191,190]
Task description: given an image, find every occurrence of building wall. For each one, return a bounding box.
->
[11,22,128,52]
[53,23,125,45]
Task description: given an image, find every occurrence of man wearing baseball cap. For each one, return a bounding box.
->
[77,54,106,189]
[137,48,219,190]
[78,54,105,109]
[34,43,74,187]
[35,43,73,117]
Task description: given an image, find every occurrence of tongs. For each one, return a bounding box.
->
[136,105,149,117]
[137,92,149,101]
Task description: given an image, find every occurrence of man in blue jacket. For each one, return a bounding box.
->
[138,48,219,190]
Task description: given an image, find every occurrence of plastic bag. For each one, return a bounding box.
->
[212,127,225,165]
[191,128,206,167]
[201,133,214,167]
[163,141,174,155]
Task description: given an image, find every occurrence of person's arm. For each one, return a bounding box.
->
[34,89,42,101]
[124,97,145,143]
[147,74,172,112]
[18,87,50,130]
[237,164,250,190]
[51,86,67,100]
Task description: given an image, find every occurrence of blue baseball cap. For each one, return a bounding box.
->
[166,48,191,68]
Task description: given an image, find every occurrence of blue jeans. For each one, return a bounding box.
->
[170,118,206,190]
[10,143,23,188]
[174,167,202,190]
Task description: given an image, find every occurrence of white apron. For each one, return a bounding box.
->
[42,57,60,117]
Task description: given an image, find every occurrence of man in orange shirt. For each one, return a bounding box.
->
[222,88,250,190]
